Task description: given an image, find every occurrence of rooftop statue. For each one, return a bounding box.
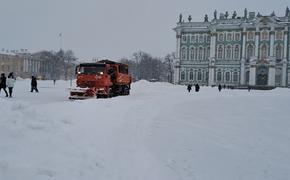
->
[244,8,248,19]
[286,6,290,17]
[232,11,237,19]
[188,15,192,22]
[225,11,229,19]
[214,10,217,19]
[179,14,182,23]
[271,11,276,17]
[257,12,262,17]
[204,14,209,22]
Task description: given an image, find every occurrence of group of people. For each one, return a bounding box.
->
[0,72,16,97]
[0,73,39,98]
[187,84,200,92]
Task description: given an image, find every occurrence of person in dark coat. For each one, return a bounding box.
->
[218,84,222,92]
[195,84,200,92]
[187,84,192,92]
[31,76,39,92]
[0,73,9,97]
[248,85,251,92]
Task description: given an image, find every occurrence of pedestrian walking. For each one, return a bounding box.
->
[218,84,222,92]
[187,84,192,92]
[0,73,8,97]
[31,76,39,92]
[7,72,16,97]
[53,79,56,85]
[195,83,200,92]
[248,85,251,92]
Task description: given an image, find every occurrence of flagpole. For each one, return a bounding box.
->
[59,33,62,51]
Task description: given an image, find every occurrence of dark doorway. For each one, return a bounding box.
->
[256,65,268,86]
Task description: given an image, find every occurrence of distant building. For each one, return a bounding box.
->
[0,51,50,79]
[173,8,290,87]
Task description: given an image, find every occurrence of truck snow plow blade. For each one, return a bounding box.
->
[69,88,96,100]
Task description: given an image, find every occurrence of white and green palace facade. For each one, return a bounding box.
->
[173,9,290,87]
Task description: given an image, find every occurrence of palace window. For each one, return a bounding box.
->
[199,35,204,43]
[189,47,195,60]
[189,70,194,80]
[217,71,222,81]
[206,35,211,43]
[276,31,283,40]
[191,36,196,43]
[248,32,254,40]
[233,72,238,82]
[275,45,283,60]
[217,45,223,59]
[219,33,224,41]
[198,47,204,60]
[261,30,269,40]
[234,45,240,59]
[205,46,210,60]
[260,45,268,59]
[246,44,254,59]
[226,45,232,59]
[227,33,232,41]
[235,33,240,41]
[181,47,187,60]
[197,70,202,81]
[182,35,187,43]
[225,72,230,82]
[181,71,185,80]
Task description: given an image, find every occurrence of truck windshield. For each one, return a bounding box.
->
[78,65,105,75]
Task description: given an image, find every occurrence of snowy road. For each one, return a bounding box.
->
[1,79,290,180]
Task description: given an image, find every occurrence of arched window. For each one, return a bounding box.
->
[276,31,283,40]
[181,71,185,80]
[247,45,254,59]
[182,35,187,43]
[206,35,211,43]
[233,71,238,82]
[235,33,240,41]
[189,70,194,80]
[218,45,223,59]
[248,32,254,40]
[261,31,268,40]
[275,45,283,60]
[226,46,232,59]
[197,70,202,81]
[189,47,195,60]
[199,35,204,43]
[261,45,268,59]
[234,45,240,59]
[198,47,204,60]
[181,47,187,60]
[217,71,222,81]
[219,34,224,41]
[225,72,230,82]
[191,36,196,43]
[205,46,210,60]
[227,33,232,41]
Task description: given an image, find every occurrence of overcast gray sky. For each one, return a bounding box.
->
[0,0,289,61]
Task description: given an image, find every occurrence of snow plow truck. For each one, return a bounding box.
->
[69,60,131,99]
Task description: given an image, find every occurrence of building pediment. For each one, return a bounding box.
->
[254,16,281,27]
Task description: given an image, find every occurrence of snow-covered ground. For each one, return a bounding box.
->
[1,79,290,180]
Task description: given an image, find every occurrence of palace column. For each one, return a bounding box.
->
[249,60,256,86]
[174,30,182,84]
[240,29,247,85]
[208,30,216,86]
[267,27,276,86]
[282,28,288,86]
[269,27,275,57]
[255,29,260,58]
